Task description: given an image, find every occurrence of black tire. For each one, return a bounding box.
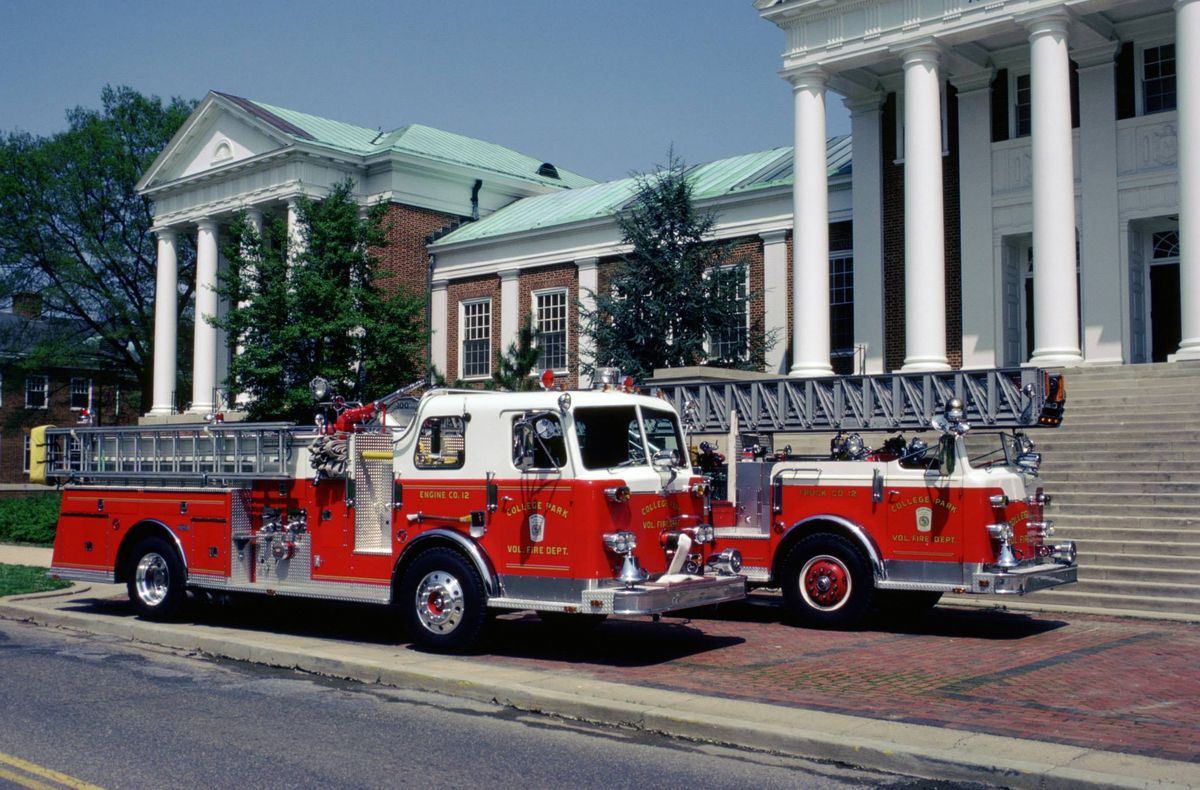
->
[875,590,943,619]
[399,548,487,653]
[536,611,608,632]
[780,533,874,628]
[126,536,186,620]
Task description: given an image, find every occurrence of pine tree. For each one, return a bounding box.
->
[216,181,427,421]
[580,151,771,381]
[490,317,541,391]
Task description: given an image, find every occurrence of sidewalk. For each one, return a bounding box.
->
[0,543,52,567]
[1,554,1195,789]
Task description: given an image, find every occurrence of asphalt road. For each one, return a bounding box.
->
[0,619,984,790]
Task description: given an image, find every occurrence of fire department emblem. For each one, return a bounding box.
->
[915,507,933,533]
[528,514,546,543]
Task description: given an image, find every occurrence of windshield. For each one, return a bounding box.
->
[641,406,687,467]
[574,405,647,469]
[963,432,1021,469]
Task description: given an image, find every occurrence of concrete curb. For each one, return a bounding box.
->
[1,587,1194,790]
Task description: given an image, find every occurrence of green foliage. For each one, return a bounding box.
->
[580,150,771,381]
[0,564,71,597]
[490,317,542,391]
[216,181,428,421]
[0,494,61,546]
[0,86,198,408]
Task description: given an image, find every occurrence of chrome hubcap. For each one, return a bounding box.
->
[134,552,170,607]
[799,554,851,611]
[414,571,465,634]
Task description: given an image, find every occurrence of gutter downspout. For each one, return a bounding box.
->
[426,251,435,383]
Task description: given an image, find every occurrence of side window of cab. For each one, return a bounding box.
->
[414,416,466,469]
[512,413,567,470]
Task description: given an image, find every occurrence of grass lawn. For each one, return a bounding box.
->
[0,564,71,597]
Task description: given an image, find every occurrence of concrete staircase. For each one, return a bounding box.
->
[1009,362,1200,620]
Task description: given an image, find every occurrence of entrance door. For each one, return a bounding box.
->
[1148,229,1182,362]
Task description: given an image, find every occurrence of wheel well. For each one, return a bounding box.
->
[391,537,492,604]
[771,517,883,583]
[114,521,184,584]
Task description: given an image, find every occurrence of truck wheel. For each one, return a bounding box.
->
[781,534,873,629]
[126,536,186,620]
[400,548,487,653]
[876,590,943,618]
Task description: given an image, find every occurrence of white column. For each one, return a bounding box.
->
[788,68,833,377]
[575,257,599,385]
[233,208,263,408]
[1028,14,1083,366]
[1175,0,1200,360]
[190,220,220,415]
[900,45,950,372]
[149,228,179,416]
[760,231,790,375]
[499,269,520,353]
[845,92,885,374]
[286,199,305,264]
[431,278,449,377]
[1076,45,1124,365]
[954,72,998,369]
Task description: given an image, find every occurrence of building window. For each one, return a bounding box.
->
[460,299,492,379]
[1152,230,1180,259]
[1013,73,1032,138]
[23,434,30,473]
[711,266,749,363]
[1143,44,1176,114]
[70,378,91,411]
[533,289,568,372]
[830,253,855,374]
[25,375,47,409]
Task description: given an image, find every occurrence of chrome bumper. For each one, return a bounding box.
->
[970,562,1077,595]
[601,574,746,615]
[49,566,115,585]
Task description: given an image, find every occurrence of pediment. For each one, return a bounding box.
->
[138,94,293,191]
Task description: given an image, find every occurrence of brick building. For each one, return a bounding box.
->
[0,306,132,484]
[136,0,1195,420]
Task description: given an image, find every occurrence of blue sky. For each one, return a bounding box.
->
[0,0,850,182]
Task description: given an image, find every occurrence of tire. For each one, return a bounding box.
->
[126,536,186,620]
[537,611,608,632]
[780,534,874,629]
[399,548,487,653]
[875,590,943,619]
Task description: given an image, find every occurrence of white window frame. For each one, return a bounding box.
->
[25,374,48,409]
[1010,69,1032,139]
[892,80,950,164]
[1137,38,1177,116]
[69,377,92,411]
[531,288,570,374]
[458,298,493,381]
[707,265,751,362]
[23,434,30,474]
[829,251,856,361]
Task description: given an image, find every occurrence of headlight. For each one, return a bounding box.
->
[989,494,1009,508]
[986,523,1013,540]
[690,480,709,498]
[602,531,637,554]
[706,548,742,575]
[1052,540,1077,565]
[604,485,631,504]
[692,525,714,544]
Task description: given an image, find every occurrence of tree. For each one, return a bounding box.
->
[490,317,542,391]
[217,181,427,422]
[0,86,198,410]
[580,151,771,382]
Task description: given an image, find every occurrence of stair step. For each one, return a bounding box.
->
[1051,491,1200,505]
[1056,526,1200,542]
[1073,538,1200,556]
[1051,504,1200,519]
[1078,565,1200,584]
[1039,470,1192,483]
[1011,588,1200,615]
[1077,551,1200,570]
[1039,481,1200,494]
[1066,577,1200,599]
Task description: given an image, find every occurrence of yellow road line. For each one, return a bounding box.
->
[0,766,57,790]
[0,752,105,790]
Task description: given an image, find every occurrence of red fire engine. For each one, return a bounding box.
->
[35,375,745,652]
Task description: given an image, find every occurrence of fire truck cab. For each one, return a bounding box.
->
[39,381,745,652]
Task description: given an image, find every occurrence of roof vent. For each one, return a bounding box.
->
[537,162,560,179]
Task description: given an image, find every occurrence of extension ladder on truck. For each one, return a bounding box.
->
[33,422,297,487]
[651,367,1065,435]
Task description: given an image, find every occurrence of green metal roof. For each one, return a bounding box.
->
[431,136,851,247]
[215,92,594,189]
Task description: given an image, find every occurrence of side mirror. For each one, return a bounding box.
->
[1017,452,1041,475]
[652,449,679,469]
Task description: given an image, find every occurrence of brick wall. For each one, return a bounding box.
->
[446,276,501,384]
[518,263,579,388]
[0,369,127,483]
[374,202,464,305]
[880,91,963,371]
